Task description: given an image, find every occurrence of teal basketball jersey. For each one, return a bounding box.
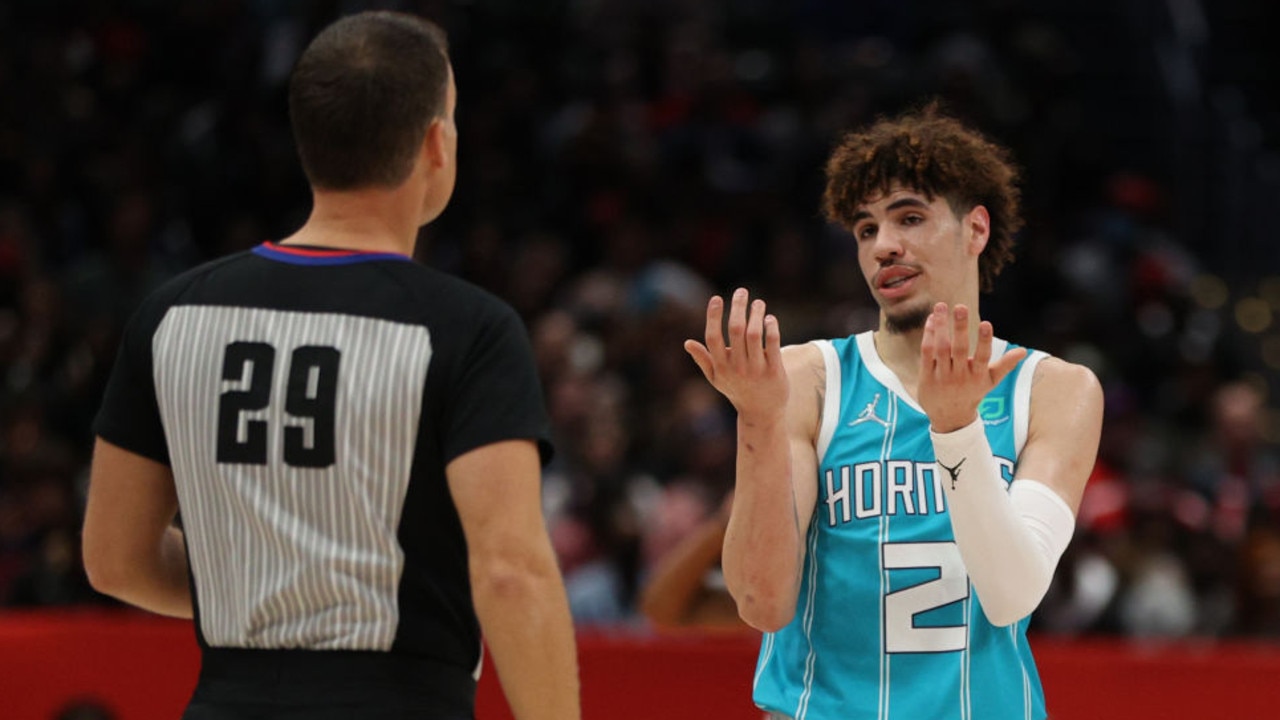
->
[753,331,1049,720]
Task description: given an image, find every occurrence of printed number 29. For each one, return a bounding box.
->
[216,341,340,467]
[883,542,969,653]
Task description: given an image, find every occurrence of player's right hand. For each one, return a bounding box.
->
[684,288,789,420]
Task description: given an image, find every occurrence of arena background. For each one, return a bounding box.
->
[0,0,1278,718]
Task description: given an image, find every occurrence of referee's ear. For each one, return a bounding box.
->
[422,121,448,174]
[422,118,451,171]
[416,65,458,224]
[422,65,457,174]
[416,115,459,224]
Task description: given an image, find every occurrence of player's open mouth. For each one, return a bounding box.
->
[875,267,920,291]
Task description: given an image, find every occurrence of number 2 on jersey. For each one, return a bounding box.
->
[216,341,340,467]
[883,541,969,653]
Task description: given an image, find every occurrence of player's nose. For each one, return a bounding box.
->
[871,226,905,263]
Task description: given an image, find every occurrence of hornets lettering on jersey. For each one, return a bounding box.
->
[753,331,1049,720]
[822,451,1015,524]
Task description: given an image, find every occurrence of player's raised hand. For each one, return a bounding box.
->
[684,288,788,419]
[917,302,1026,433]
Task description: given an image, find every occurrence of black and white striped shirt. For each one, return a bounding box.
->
[94,242,552,672]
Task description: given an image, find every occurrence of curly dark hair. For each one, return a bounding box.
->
[822,104,1023,292]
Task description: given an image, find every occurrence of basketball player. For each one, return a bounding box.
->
[685,107,1103,719]
[81,12,579,720]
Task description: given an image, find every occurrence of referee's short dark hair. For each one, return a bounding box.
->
[289,11,450,191]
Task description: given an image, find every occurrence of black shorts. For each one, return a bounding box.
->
[184,648,477,719]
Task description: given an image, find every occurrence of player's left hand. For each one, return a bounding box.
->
[917,302,1026,433]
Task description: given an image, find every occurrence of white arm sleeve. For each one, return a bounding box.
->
[931,418,1076,627]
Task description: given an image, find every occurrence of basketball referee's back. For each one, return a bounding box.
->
[82,11,581,720]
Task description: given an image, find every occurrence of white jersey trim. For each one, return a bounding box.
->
[813,339,841,464]
[854,330,1016,420]
[1013,350,1047,456]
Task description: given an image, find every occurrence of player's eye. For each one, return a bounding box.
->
[902,214,924,226]
[857,224,877,240]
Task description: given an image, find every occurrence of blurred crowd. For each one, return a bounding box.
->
[1,0,1278,641]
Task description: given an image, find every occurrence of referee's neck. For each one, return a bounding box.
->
[284,187,423,257]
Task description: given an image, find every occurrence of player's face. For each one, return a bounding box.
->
[849,187,985,334]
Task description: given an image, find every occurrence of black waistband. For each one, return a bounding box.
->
[195,647,476,714]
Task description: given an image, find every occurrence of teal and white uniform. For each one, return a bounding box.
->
[753,331,1049,720]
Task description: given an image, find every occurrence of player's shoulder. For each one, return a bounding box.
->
[1029,354,1103,406]
[781,341,824,370]
[781,340,827,391]
[779,333,860,370]
[779,342,826,439]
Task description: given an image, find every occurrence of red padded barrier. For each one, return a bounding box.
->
[0,611,1276,719]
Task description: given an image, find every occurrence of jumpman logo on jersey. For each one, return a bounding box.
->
[938,457,965,490]
[848,393,889,428]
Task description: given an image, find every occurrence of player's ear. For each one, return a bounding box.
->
[965,205,990,256]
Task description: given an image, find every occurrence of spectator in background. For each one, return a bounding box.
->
[1185,381,1280,534]
[639,490,742,630]
[1234,523,1280,637]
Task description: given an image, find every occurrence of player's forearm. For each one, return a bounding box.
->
[722,414,803,632]
[933,420,1075,626]
[87,526,193,618]
[472,556,581,720]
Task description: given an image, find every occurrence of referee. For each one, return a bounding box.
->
[81,11,580,720]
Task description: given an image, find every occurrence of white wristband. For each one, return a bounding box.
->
[931,418,1075,626]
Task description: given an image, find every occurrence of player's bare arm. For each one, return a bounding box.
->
[920,302,1102,626]
[1011,357,1104,514]
[447,439,581,720]
[82,438,192,619]
[685,288,822,631]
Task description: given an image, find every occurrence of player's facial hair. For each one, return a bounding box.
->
[884,305,932,334]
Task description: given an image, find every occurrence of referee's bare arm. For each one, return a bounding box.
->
[448,439,581,720]
[82,438,193,618]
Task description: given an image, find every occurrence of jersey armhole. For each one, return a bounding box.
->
[813,339,841,464]
[1013,350,1048,455]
